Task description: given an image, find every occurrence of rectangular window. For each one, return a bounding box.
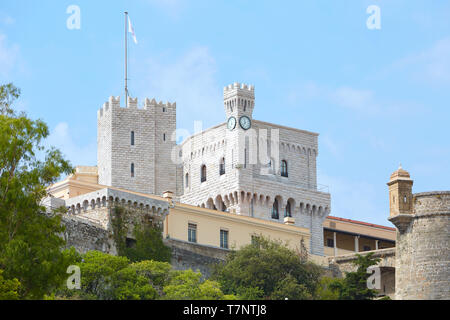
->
[220,229,229,249]
[131,131,135,146]
[188,223,197,243]
[244,148,247,168]
[363,245,371,251]
[326,238,334,248]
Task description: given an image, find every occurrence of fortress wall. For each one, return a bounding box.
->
[395,192,450,300]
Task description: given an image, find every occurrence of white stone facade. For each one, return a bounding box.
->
[97,83,331,255]
[97,96,177,196]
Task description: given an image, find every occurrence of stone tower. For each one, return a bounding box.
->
[180,82,331,256]
[387,166,450,300]
[387,165,413,218]
[97,96,177,196]
[223,82,255,120]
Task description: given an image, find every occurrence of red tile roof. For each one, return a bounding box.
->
[326,216,396,232]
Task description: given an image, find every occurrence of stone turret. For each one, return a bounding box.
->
[223,82,255,120]
[387,165,414,231]
[387,166,450,300]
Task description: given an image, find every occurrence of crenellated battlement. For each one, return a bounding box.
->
[223,82,255,118]
[223,83,255,101]
[223,82,254,92]
[98,96,176,118]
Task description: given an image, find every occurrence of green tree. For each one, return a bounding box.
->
[328,252,381,300]
[65,251,172,300]
[315,276,341,300]
[0,83,20,116]
[163,269,235,300]
[58,250,237,300]
[0,270,21,300]
[109,260,174,300]
[0,83,75,299]
[76,250,130,299]
[211,236,322,300]
[126,224,172,263]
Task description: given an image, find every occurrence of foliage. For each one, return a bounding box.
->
[126,224,171,263]
[328,252,381,300]
[315,277,342,300]
[75,250,130,299]
[0,83,75,299]
[109,266,159,300]
[163,269,236,300]
[0,270,21,300]
[110,206,128,257]
[0,83,20,116]
[59,250,233,300]
[270,274,312,300]
[211,236,323,300]
[111,205,171,263]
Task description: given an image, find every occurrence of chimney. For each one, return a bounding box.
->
[163,191,174,200]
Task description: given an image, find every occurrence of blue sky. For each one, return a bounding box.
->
[1,0,449,227]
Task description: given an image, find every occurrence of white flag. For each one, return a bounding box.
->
[128,16,138,44]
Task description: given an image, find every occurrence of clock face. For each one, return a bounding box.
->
[227,116,236,131]
[239,116,251,130]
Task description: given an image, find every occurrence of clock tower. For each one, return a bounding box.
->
[223,82,255,128]
[223,83,257,195]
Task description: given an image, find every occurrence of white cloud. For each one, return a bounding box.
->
[142,46,222,132]
[391,37,450,86]
[46,122,97,167]
[287,82,423,117]
[0,13,14,25]
[0,33,20,79]
[330,86,379,114]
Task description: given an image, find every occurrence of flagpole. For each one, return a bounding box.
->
[125,11,128,108]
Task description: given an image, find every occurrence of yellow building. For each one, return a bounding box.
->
[322,216,395,256]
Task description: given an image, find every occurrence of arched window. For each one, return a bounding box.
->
[272,199,279,219]
[219,157,225,175]
[281,160,288,177]
[131,131,135,146]
[131,163,135,178]
[201,165,207,182]
[185,173,189,188]
[285,201,291,217]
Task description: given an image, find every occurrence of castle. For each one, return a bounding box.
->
[95,83,331,256]
[45,82,449,300]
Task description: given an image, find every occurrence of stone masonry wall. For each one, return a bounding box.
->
[62,215,115,255]
[165,238,229,279]
[395,191,450,300]
[179,120,330,255]
[97,96,176,197]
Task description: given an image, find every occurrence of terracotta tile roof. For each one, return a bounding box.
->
[326,216,396,232]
